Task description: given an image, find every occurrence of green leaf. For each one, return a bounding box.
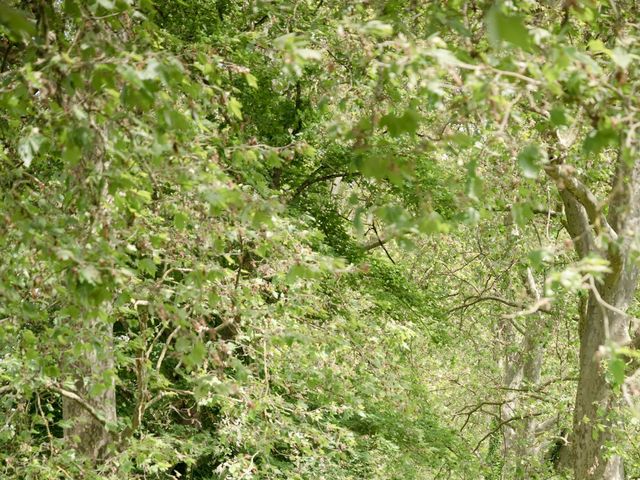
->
[611,47,633,70]
[63,0,82,17]
[511,202,533,227]
[517,144,544,179]
[362,20,394,38]
[466,161,483,202]
[286,263,316,284]
[608,356,625,387]
[137,258,157,277]
[79,265,102,285]
[380,110,420,137]
[174,211,189,230]
[245,73,258,89]
[18,130,45,168]
[22,329,37,345]
[0,5,36,41]
[227,97,243,120]
[550,107,569,127]
[186,340,207,367]
[583,127,618,154]
[486,5,531,50]
[528,249,552,270]
[361,155,391,179]
[97,0,116,10]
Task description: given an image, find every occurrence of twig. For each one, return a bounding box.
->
[502,298,552,319]
[48,384,107,427]
[447,295,524,314]
[372,221,395,264]
[473,412,544,452]
[36,391,54,454]
[290,172,356,201]
[156,326,181,371]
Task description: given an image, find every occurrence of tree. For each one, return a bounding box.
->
[1,1,640,479]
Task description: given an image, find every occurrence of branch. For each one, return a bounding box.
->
[454,400,506,432]
[473,412,544,452]
[545,164,616,241]
[490,206,559,217]
[48,384,108,427]
[446,295,524,314]
[362,235,393,251]
[156,325,181,371]
[0,384,14,395]
[371,221,395,264]
[558,189,594,258]
[502,298,552,319]
[290,172,357,201]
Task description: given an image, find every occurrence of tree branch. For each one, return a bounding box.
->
[362,235,393,251]
[446,295,524,314]
[473,412,544,452]
[545,164,616,242]
[290,172,358,201]
[371,221,395,264]
[49,384,108,427]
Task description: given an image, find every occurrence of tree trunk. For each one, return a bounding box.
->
[498,266,549,479]
[549,152,640,480]
[62,316,117,461]
[572,283,635,479]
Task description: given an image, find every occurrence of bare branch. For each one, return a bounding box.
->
[48,384,108,427]
[473,412,544,453]
[290,172,358,201]
[446,295,524,314]
[362,235,393,251]
[371,221,395,264]
[156,325,181,371]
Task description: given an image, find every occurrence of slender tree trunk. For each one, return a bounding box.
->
[500,337,522,467]
[499,266,549,479]
[63,316,117,461]
[63,145,118,461]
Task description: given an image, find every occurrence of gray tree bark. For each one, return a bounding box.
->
[62,316,117,461]
[547,152,640,480]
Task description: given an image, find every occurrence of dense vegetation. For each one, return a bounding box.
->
[1,1,640,479]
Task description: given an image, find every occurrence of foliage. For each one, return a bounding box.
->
[1,1,640,479]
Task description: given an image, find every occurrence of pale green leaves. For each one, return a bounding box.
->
[18,129,45,168]
[486,4,531,50]
[274,33,322,76]
[517,144,546,179]
[174,211,189,230]
[0,5,35,41]
[244,73,258,89]
[227,97,243,120]
[137,258,157,277]
[608,355,626,389]
[466,161,483,202]
[79,265,102,285]
[588,40,637,70]
[380,109,420,137]
[608,347,640,388]
[511,202,533,227]
[361,20,394,38]
[186,340,207,368]
[548,256,611,293]
[550,107,570,127]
